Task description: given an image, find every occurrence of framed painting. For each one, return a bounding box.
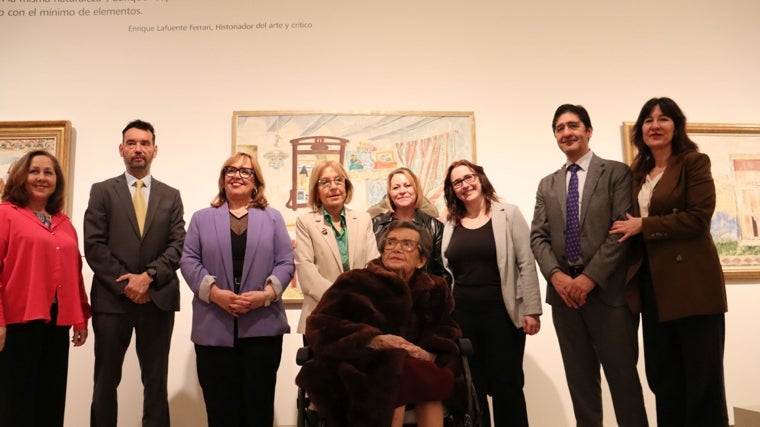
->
[233,111,477,302]
[0,120,72,213]
[622,122,760,280]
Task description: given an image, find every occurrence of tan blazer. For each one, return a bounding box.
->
[628,151,727,321]
[295,208,380,333]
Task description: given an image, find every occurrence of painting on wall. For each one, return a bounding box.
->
[233,111,477,301]
[622,122,760,280]
[0,120,72,213]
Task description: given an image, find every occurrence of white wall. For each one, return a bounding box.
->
[2,0,759,425]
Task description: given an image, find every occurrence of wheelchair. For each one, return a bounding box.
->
[296,338,481,427]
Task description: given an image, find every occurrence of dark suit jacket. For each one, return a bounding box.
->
[84,174,186,313]
[531,154,632,307]
[627,151,727,321]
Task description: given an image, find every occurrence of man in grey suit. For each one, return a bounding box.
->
[84,119,186,427]
[530,104,648,427]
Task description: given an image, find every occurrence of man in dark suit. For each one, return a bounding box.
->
[84,119,186,427]
[530,104,648,427]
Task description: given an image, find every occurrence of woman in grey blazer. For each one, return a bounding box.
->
[442,159,542,427]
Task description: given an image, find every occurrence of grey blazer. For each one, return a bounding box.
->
[530,154,632,307]
[442,201,542,328]
[84,174,186,313]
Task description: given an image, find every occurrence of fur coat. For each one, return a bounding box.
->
[295,258,463,427]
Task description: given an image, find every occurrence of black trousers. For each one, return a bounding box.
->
[454,298,527,427]
[195,335,283,427]
[90,304,174,427]
[641,272,728,427]
[0,305,71,427]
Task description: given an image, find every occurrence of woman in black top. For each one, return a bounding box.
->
[442,160,542,427]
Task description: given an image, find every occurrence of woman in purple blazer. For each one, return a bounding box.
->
[180,152,295,427]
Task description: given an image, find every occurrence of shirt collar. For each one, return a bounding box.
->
[566,150,593,171]
[322,207,346,225]
[125,172,152,188]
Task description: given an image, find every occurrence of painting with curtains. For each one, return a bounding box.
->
[232,111,476,225]
[232,111,476,302]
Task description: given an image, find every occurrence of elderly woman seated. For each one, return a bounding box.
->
[296,221,463,427]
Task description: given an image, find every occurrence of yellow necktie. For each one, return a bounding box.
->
[134,180,147,235]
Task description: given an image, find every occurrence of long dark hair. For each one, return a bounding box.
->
[2,150,66,214]
[630,97,699,184]
[443,159,498,224]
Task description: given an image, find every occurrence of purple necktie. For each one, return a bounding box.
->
[565,164,582,264]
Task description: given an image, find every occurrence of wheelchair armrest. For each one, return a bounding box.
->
[457,338,474,356]
[296,346,313,366]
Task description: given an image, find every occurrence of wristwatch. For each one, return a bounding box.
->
[146,267,157,280]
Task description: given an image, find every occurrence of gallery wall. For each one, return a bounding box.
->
[2,0,759,425]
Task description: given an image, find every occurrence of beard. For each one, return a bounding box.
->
[128,156,150,170]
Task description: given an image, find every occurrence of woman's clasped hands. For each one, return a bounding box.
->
[209,285,269,317]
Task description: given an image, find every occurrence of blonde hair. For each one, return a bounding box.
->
[385,167,424,211]
[211,152,268,208]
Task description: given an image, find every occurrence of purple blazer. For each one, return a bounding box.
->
[180,204,294,347]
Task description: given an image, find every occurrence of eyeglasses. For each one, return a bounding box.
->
[383,238,419,252]
[451,174,477,189]
[224,166,254,179]
[318,177,346,188]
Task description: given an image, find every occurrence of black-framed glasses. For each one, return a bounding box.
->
[318,176,346,188]
[224,166,254,179]
[383,238,419,252]
[451,174,477,189]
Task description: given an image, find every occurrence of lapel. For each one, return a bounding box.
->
[112,175,141,237]
[241,208,264,286]
[632,177,643,216]
[580,155,604,227]
[345,208,360,268]
[490,202,507,282]
[49,212,64,230]
[313,211,342,268]
[552,167,568,221]
[16,206,58,231]
[647,155,682,214]
[143,178,163,237]
[215,203,234,284]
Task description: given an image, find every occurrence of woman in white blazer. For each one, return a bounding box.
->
[295,160,379,336]
[441,160,542,427]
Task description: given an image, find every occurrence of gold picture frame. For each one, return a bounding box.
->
[0,120,72,214]
[622,122,760,280]
[233,110,477,302]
